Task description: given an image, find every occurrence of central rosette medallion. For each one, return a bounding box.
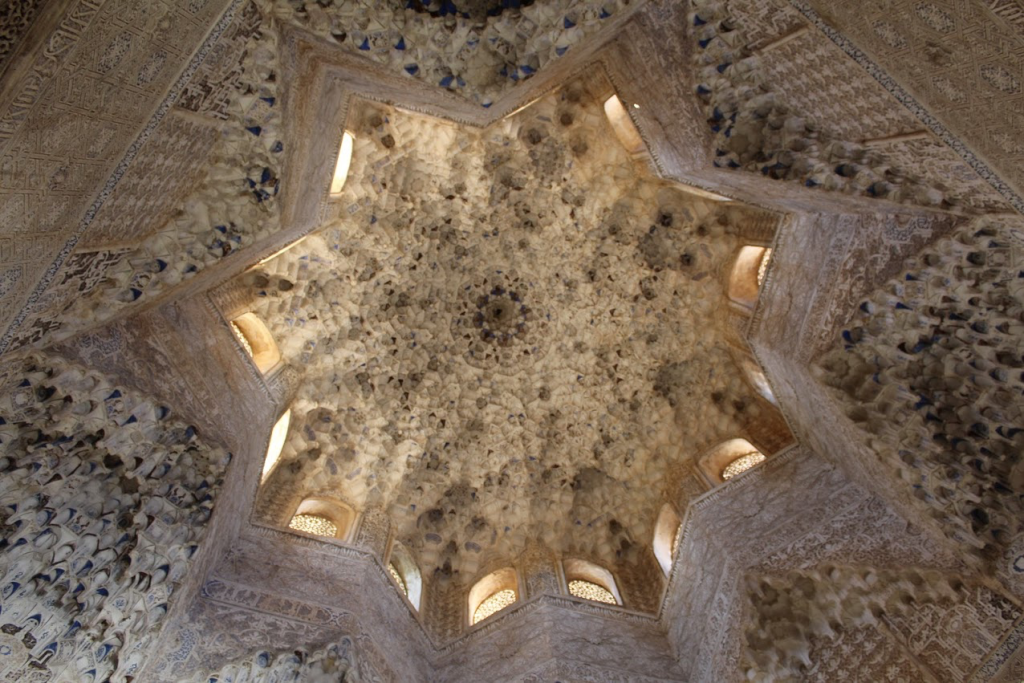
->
[451,269,550,368]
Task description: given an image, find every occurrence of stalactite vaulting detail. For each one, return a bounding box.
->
[0,353,230,682]
[190,636,366,682]
[249,81,782,583]
[818,218,1024,564]
[742,565,967,681]
[691,0,953,209]
[1,0,1022,678]
[254,0,637,106]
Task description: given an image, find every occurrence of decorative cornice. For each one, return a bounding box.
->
[743,213,804,440]
[201,577,353,627]
[246,522,372,561]
[236,447,818,651]
[438,591,659,655]
[233,522,661,654]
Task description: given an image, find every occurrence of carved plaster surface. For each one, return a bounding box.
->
[0,351,230,681]
[249,79,788,587]
[0,0,237,346]
[1,0,1024,680]
[796,0,1024,200]
[817,217,1024,566]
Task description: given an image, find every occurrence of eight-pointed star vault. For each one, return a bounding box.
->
[245,70,789,585]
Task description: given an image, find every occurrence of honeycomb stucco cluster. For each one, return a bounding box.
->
[818,218,1024,565]
[260,0,635,106]
[0,353,230,681]
[691,0,954,209]
[191,635,368,682]
[250,81,776,583]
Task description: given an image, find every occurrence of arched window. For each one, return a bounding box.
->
[722,451,766,480]
[469,568,518,625]
[569,580,616,604]
[261,409,291,482]
[699,438,767,485]
[603,94,645,156]
[387,541,422,610]
[728,245,771,309]
[563,558,622,606]
[288,513,338,537]
[330,131,354,194]
[230,312,281,374]
[287,497,355,541]
[653,503,682,576]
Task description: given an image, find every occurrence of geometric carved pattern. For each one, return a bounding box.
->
[615,549,666,614]
[519,542,560,598]
[804,626,925,682]
[757,30,923,143]
[885,584,1022,681]
[882,135,1013,212]
[726,0,807,51]
[799,0,1024,199]
[3,248,130,352]
[989,0,1024,37]
[0,0,233,343]
[177,0,263,121]
[783,211,959,364]
[741,565,974,680]
[0,0,43,74]
[353,507,390,560]
[1,0,286,357]
[79,111,219,248]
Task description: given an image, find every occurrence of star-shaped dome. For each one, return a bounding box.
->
[5,0,1019,679]
[246,73,790,584]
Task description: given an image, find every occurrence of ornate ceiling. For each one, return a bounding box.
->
[248,79,783,581]
[0,0,1023,681]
